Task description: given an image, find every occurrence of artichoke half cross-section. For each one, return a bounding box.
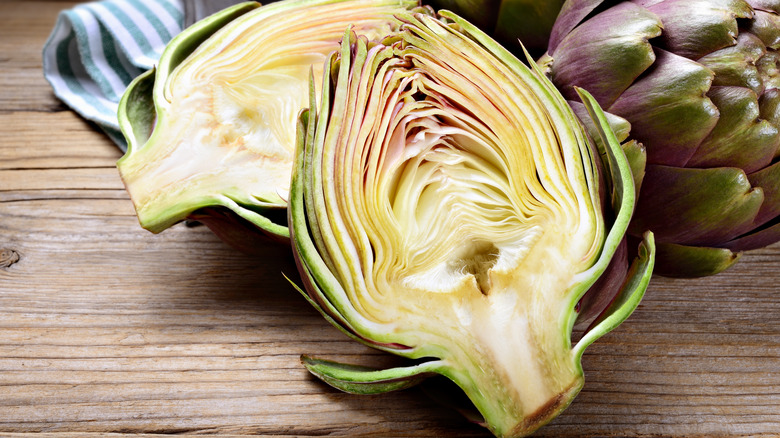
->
[289,12,655,438]
[116,0,417,249]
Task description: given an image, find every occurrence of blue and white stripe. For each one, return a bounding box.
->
[43,0,185,150]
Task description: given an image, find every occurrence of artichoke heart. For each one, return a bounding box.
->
[116,0,417,245]
[290,12,655,438]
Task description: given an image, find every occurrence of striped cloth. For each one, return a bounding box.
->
[43,0,185,150]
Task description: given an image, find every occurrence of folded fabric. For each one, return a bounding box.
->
[43,0,185,150]
[183,0,246,27]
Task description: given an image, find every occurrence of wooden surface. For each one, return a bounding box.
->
[2,1,780,436]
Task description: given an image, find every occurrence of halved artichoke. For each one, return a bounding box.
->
[289,12,655,438]
[116,0,418,248]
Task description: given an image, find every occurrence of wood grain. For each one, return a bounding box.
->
[1,1,779,437]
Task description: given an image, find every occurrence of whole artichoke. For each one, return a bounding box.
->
[289,11,655,437]
[539,0,780,277]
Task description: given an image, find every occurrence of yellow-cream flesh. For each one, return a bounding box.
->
[323,40,602,424]
[120,1,406,226]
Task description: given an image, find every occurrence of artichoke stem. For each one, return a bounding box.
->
[420,282,584,437]
[444,331,583,437]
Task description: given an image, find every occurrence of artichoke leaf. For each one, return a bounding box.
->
[607,49,720,167]
[301,355,444,394]
[641,0,753,60]
[689,86,780,173]
[576,231,654,356]
[548,0,606,53]
[119,68,156,151]
[652,241,740,277]
[747,159,780,226]
[748,7,780,49]
[724,219,780,251]
[547,2,663,106]
[699,32,767,93]
[632,164,764,245]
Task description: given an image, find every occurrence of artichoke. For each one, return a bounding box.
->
[289,12,655,437]
[116,0,417,249]
[539,0,780,277]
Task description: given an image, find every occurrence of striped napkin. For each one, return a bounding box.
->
[42,0,184,149]
[42,0,243,150]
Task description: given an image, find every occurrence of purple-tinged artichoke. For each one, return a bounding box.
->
[289,12,655,437]
[539,0,780,277]
[116,0,418,250]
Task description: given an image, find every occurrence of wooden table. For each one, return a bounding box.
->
[2,1,780,436]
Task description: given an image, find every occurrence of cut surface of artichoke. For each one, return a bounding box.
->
[290,12,655,438]
[117,0,416,238]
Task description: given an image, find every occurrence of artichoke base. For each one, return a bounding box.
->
[501,378,583,438]
[436,303,584,438]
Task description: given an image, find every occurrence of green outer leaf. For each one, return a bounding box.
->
[301,356,445,394]
[117,68,155,154]
[548,0,605,53]
[622,140,646,196]
[567,99,632,144]
[688,86,780,174]
[643,0,753,60]
[698,32,765,93]
[747,8,780,49]
[759,88,780,129]
[304,57,333,273]
[653,241,739,278]
[303,30,373,338]
[560,87,650,349]
[289,95,360,342]
[747,159,780,228]
[631,164,764,246]
[723,219,780,252]
[211,198,290,239]
[570,88,637,297]
[573,231,655,360]
[566,99,645,196]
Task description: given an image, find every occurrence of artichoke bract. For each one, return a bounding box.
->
[116,0,417,248]
[290,12,655,438]
[540,0,780,277]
